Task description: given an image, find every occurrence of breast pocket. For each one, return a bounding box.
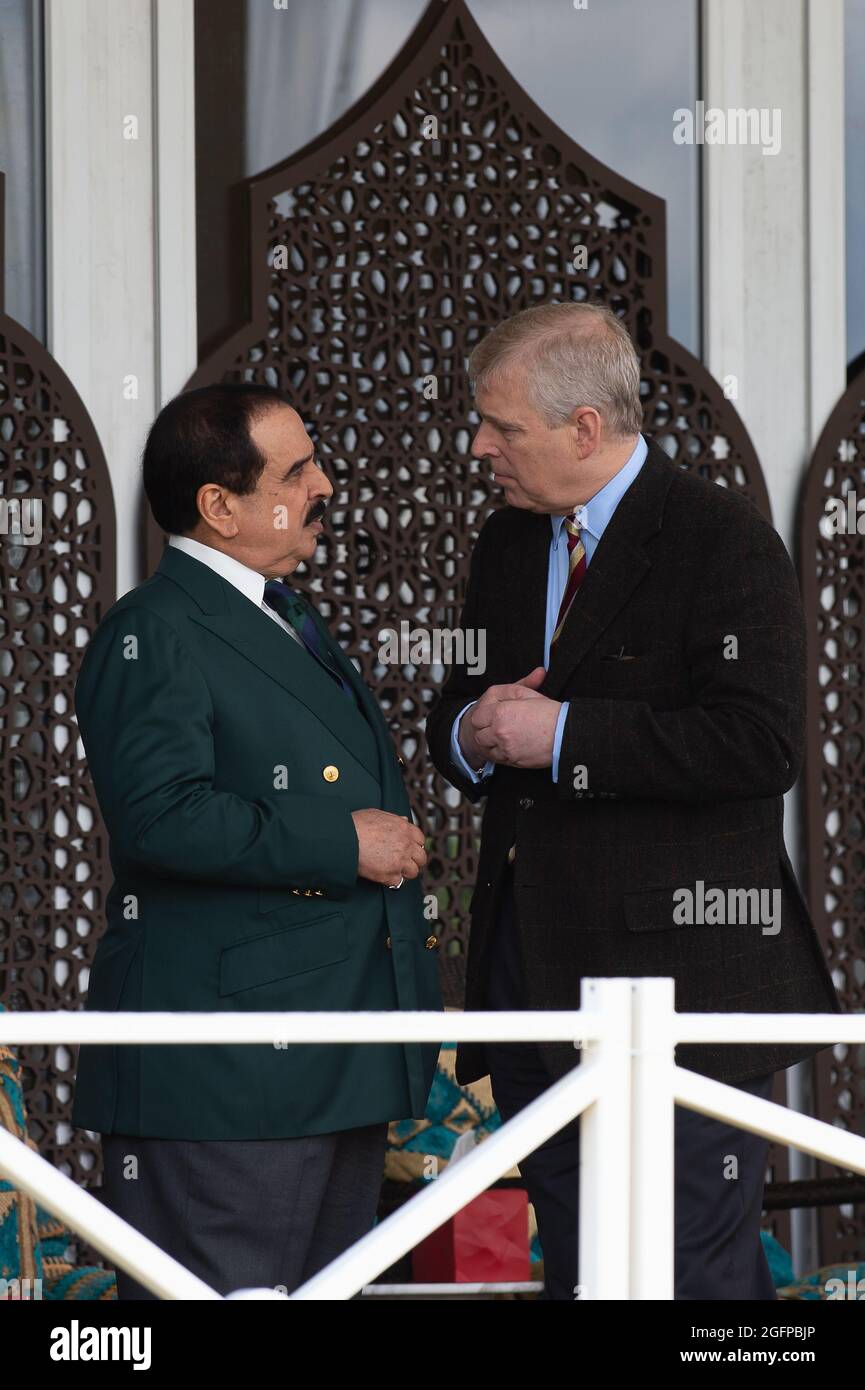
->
[595,646,683,698]
[219,911,348,996]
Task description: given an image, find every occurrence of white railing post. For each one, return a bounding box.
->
[630,977,676,1300]
[578,978,632,1301]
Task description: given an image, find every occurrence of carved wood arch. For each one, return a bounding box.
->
[0,173,116,1194]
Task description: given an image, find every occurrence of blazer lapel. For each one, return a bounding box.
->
[293,596,397,773]
[157,547,382,782]
[542,442,676,698]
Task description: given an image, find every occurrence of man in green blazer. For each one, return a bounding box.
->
[72,383,442,1297]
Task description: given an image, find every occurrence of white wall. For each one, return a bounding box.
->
[702,0,846,549]
[45,0,196,600]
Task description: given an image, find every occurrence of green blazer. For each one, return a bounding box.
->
[71,545,443,1140]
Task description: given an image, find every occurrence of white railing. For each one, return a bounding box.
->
[1,978,865,1300]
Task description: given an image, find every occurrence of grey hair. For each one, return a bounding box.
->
[467,302,643,438]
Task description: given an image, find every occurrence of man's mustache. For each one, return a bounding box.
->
[305,500,329,525]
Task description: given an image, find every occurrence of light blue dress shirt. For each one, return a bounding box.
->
[450,433,649,784]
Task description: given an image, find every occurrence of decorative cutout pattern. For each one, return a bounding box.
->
[0,167,116,1200]
[800,373,865,1265]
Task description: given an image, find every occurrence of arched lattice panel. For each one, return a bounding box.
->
[800,371,865,1265]
[146,0,768,1005]
[0,172,116,1197]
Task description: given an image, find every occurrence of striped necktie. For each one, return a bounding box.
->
[551,512,587,646]
[262,579,354,699]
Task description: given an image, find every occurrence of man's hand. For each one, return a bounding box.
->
[461,664,547,767]
[351,809,427,888]
[464,666,561,769]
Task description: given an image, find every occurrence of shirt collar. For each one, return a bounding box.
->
[551,432,649,544]
[168,534,268,608]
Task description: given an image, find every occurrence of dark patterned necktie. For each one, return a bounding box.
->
[262,579,354,699]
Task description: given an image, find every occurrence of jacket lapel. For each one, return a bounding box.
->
[157,547,382,782]
[294,597,398,772]
[541,441,676,698]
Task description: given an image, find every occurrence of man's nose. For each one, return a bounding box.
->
[471,425,499,459]
[312,468,334,499]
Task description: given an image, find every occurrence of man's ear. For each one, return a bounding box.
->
[570,407,602,458]
[196,484,239,539]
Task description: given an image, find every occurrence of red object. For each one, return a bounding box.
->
[412,1189,530,1283]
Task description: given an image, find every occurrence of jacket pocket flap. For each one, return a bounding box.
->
[219,912,347,995]
[258,887,327,913]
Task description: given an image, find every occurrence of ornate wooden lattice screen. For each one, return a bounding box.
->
[0,171,116,1196]
[148,0,790,1224]
[800,372,865,1265]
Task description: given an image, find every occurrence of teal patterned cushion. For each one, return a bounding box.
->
[0,1003,115,1299]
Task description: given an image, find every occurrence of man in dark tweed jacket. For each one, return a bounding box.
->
[426,302,842,1301]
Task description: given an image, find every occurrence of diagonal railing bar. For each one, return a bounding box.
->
[673,1068,865,1173]
[290,1056,606,1300]
[0,1126,221,1300]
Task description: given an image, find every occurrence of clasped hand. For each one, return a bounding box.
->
[459,666,561,769]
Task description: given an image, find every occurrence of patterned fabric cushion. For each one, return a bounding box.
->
[0,1004,116,1299]
[385,1040,501,1183]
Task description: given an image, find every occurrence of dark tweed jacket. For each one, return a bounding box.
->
[426,438,842,1087]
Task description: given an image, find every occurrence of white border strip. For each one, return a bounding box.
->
[152,0,198,405]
